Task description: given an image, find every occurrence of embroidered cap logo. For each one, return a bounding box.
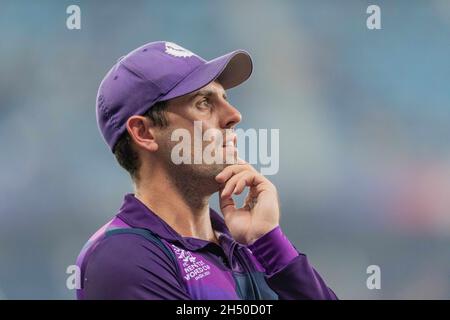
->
[165,42,195,58]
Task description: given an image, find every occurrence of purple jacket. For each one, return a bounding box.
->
[76,194,337,300]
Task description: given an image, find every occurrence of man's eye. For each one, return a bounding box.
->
[198,98,211,107]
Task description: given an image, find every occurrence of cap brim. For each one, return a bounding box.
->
[159,50,253,102]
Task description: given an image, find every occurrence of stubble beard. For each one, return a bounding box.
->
[157,129,233,210]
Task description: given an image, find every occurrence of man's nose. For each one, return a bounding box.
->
[220,101,242,129]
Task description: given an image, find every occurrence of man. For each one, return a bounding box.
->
[76,41,337,300]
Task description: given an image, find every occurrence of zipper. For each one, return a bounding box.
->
[233,244,261,300]
[228,241,238,271]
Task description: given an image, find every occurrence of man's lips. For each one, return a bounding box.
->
[223,141,235,147]
[222,134,237,148]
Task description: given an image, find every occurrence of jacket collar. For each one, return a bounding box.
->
[116,193,237,252]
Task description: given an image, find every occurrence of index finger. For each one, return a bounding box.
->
[215,158,254,183]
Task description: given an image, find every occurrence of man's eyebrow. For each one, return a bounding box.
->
[187,89,226,102]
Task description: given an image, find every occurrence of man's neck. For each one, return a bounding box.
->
[134,168,219,244]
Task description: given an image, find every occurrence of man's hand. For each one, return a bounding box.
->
[215,160,280,245]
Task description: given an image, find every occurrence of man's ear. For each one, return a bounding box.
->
[126,115,159,152]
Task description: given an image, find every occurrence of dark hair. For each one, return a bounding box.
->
[113,101,168,180]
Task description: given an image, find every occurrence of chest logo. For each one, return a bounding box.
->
[170,244,211,281]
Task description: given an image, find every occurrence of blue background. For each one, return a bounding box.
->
[0,0,449,299]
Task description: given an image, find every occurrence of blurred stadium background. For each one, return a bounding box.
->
[0,0,449,299]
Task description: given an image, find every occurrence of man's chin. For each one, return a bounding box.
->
[198,163,229,179]
[193,163,232,191]
[166,159,237,194]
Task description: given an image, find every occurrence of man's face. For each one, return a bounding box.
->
[155,81,242,184]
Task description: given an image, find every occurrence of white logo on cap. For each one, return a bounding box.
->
[165,42,194,58]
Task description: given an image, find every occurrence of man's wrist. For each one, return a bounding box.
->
[247,226,299,275]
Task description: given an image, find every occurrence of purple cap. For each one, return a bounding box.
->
[96,41,253,151]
